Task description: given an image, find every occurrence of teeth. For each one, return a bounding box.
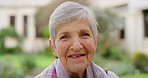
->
[69,54,85,58]
[72,56,77,58]
[72,55,80,58]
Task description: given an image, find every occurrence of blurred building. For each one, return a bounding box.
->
[0,0,52,52]
[93,0,148,53]
[0,0,148,53]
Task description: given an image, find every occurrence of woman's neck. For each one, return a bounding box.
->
[69,70,86,78]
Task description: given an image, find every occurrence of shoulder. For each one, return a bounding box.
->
[107,71,119,78]
[34,61,56,78]
[92,63,119,78]
[34,66,54,78]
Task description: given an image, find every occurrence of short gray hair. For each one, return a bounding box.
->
[49,1,98,45]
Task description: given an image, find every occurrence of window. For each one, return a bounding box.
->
[23,15,28,37]
[119,17,125,39]
[144,10,148,37]
[36,26,43,37]
[120,29,124,39]
[10,16,15,27]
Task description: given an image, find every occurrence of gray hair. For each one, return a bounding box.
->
[49,1,98,45]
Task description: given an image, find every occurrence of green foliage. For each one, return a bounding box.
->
[42,26,50,38]
[93,8,124,60]
[21,55,37,73]
[0,53,55,77]
[106,62,134,76]
[99,46,127,60]
[0,27,23,54]
[0,27,19,38]
[120,73,148,78]
[0,61,24,78]
[132,52,148,73]
[4,46,22,54]
[0,27,18,48]
[40,47,54,58]
[94,8,119,37]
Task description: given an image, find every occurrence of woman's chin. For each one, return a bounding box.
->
[68,63,87,73]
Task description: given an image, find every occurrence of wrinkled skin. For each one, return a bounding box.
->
[49,20,98,78]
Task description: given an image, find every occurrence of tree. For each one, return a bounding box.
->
[94,8,119,45]
[93,8,125,60]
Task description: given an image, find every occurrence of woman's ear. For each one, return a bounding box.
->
[49,39,58,58]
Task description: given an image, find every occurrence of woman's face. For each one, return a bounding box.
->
[50,20,98,75]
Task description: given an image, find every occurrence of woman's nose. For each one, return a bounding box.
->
[70,38,83,51]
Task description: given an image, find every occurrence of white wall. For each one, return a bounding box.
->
[91,0,130,8]
[94,0,148,53]
[0,0,52,52]
[128,0,148,53]
[126,9,144,53]
[0,8,12,29]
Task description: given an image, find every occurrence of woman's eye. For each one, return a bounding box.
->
[80,33,90,38]
[60,35,69,40]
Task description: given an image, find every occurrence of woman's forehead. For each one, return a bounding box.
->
[55,20,91,35]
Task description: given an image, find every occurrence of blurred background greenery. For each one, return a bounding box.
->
[0,27,148,78]
[0,0,148,78]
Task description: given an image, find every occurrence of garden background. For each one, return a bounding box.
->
[0,0,148,78]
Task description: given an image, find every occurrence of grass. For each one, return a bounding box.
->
[35,54,55,68]
[1,53,148,78]
[120,73,148,78]
[0,54,55,68]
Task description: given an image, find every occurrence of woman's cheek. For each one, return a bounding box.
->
[83,39,95,50]
[83,39,96,57]
[58,41,70,56]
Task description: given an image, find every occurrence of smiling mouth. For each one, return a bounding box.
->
[68,54,86,58]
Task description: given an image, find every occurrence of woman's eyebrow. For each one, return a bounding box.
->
[80,29,90,33]
[58,32,69,36]
[55,32,68,39]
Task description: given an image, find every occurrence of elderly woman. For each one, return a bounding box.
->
[35,1,118,78]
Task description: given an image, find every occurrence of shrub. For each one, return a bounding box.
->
[42,26,50,38]
[100,47,127,60]
[4,46,22,54]
[0,61,24,78]
[41,47,54,57]
[105,62,134,76]
[0,27,23,54]
[0,27,19,38]
[21,55,37,73]
[132,52,148,73]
